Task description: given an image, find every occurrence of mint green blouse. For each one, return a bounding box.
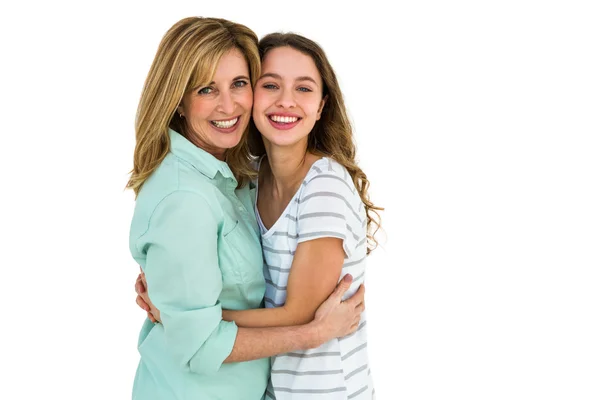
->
[129,129,269,400]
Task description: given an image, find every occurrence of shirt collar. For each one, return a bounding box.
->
[168,129,236,181]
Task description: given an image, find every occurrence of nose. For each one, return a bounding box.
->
[275,87,296,109]
[217,91,235,115]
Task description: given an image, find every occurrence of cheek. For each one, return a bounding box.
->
[252,91,267,110]
[188,99,213,120]
[252,93,269,116]
[237,90,253,112]
[303,99,323,118]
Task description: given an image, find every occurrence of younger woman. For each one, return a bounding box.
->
[236,33,382,400]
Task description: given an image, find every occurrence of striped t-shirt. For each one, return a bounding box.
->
[256,157,374,400]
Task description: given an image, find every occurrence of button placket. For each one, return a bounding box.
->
[226,185,248,219]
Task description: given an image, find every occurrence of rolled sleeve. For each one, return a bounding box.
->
[136,190,237,375]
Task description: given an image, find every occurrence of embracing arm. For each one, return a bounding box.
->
[224,273,355,362]
[135,191,361,373]
[137,191,237,374]
[222,165,366,330]
[222,237,346,328]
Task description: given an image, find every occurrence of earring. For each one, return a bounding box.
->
[179,113,184,118]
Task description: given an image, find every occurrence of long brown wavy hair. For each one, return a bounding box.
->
[248,33,383,254]
[127,17,260,195]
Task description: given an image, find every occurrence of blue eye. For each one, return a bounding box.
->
[198,87,213,95]
[297,87,312,92]
[233,80,248,88]
[263,84,278,90]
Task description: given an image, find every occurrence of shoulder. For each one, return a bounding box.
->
[131,156,222,237]
[295,158,367,256]
[141,153,220,204]
[130,188,222,251]
[302,157,358,200]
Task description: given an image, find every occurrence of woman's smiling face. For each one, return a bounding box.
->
[177,49,253,159]
[252,46,327,149]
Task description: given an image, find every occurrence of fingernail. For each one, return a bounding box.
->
[344,274,353,282]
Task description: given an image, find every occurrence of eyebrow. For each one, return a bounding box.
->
[205,75,251,85]
[258,72,318,85]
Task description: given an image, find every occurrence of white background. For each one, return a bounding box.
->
[1,1,599,399]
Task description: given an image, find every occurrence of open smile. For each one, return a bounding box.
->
[210,116,241,133]
[267,113,302,130]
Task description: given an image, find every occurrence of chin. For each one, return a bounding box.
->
[267,133,307,148]
[217,134,243,149]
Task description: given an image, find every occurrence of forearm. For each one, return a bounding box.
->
[224,323,321,363]
[223,306,313,328]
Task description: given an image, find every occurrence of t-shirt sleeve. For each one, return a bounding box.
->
[296,166,365,258]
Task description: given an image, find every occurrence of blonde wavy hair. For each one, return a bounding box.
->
[248,33,383,254]
[127,17,260,195]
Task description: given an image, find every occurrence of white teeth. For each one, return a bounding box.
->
[269,115,299,123]
[212,117,238,128]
